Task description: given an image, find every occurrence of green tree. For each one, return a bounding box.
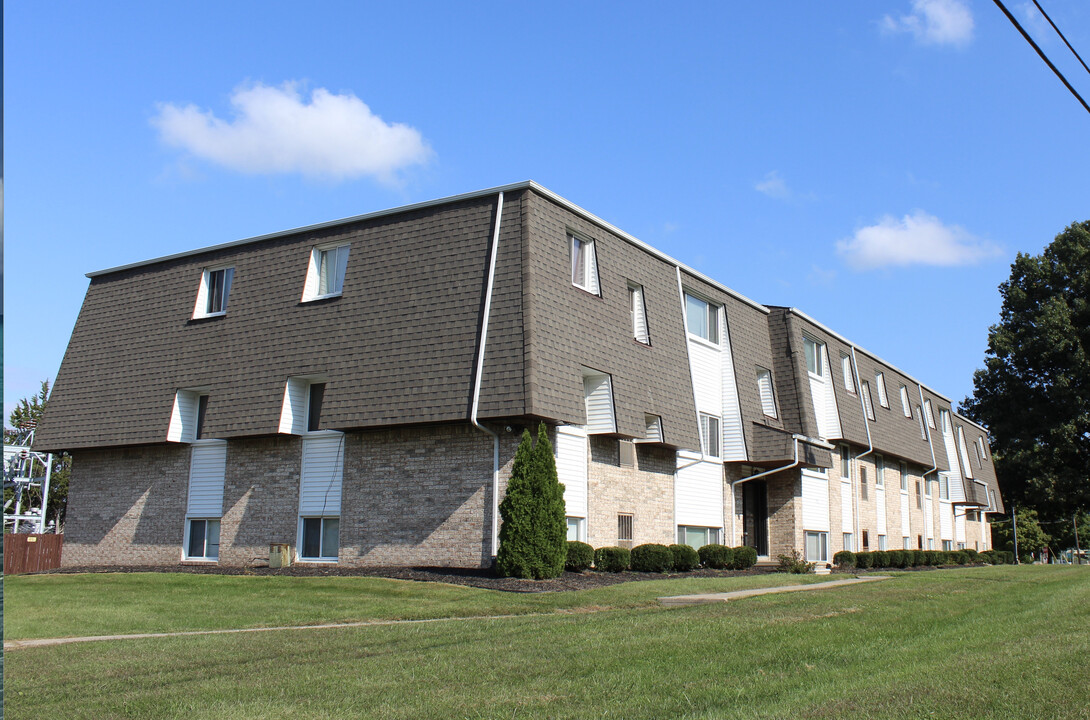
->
[4,380,71,531]
[495,423,567,579]
[962,221,1090,524]
[991,508,1051,561]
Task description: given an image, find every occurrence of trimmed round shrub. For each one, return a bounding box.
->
[631,543,674,573]
[912,550,927,567]
[565,541,594,572]
[951,551,969,565]
[872,551,890,568]
[855,551,873,569]
[962,548,980,563]
[669,544,701,572]
[594,546,630,572]
[888,550,906,568]
[924,550,943,566]
[833,550,856,569]
[698,543,734,569]
[732,545,758,570]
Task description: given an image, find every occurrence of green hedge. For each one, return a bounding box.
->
[855,551,873,569]
[631,543,674,573]
[732,546,758,570]
[911,550,927,566]
[698,544,733,569]
[872,551,890,568]
[565,541,594,572]
[669,544,701,572]
[832,550,856,568]
[594,546,630,572]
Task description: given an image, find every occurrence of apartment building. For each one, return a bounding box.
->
[35,182,1002,568]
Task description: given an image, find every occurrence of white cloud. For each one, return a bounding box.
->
[1018,1,1050,39]
[881,0,974,46]
[152,82,432,183]
[837,211,1001,269]
[755,170,790,199]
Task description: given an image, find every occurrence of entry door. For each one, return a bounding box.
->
[743,480,769,556]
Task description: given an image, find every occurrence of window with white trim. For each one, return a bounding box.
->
[630,284,650,344]
[928,538,935,550]
[843,532,854,552]
[878,534,887,551]
[193,267,235,318]
[925,399,936,429]
[939,475,949,500]
[643,414,664,443]
[566,517,586,542]
[875,455,884,487]
[756,367,777,418]
[917,405,927,439]
[903,537,911,550]
[861,380,876,421]
[279,377,328,435]
[678,526,720,549]
[570,234,600,295]
[684,293,718,344]
[302,243,350,301]
[183,439,226,561]
[875,372,889,408]
[900,462,908,492]
[618,513,634,549]
[916,480,922,508]
[805,531,828,562]
[899,385,911,417]
[925,477,933,497]
[803,336,824,377]
[186,519,220,560]
[841,353,855,392]
[860,466,869,500]
[940,409,950,434]
[839,445,851,480]
[297,431,344,562]
[168,389,210,443]
[699,413,721,458]
[942,539,952,552]
[300,517,339,560]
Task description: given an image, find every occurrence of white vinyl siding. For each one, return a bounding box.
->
[167,390,201,443]
[684,298,745,460]
[900,490,910,537]
[756,367,777,418]
[900,386,911,417]
[278,378,312,435]
[675,455,724,529]
[875,372,889,408]
[802,468,830,532]
[876,481,887,535]
[582,370,617,434]
[298,431,344,517]
[186,440,227,518]
[570,234,600,295]
[940,501,954,541]
[939,409,961,479]
[809,343,842,441]
[630,284,650,344]
[193,267,234,319]
[555,426,589,520]
[302,243,350,301]
[841,479,854,534]
[955,508,966,544]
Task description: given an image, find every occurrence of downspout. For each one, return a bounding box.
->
[850,346,872,548]
[470,192,503,558]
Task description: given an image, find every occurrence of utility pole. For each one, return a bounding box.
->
[1012,507,1020,565]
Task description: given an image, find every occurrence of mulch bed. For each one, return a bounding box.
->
[41,564,775,593]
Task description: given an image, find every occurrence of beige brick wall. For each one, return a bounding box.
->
[586,437,675,547]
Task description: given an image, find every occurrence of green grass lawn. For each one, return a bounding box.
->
[5,566,1089,719]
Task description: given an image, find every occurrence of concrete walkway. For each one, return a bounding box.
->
[658,575,892,607]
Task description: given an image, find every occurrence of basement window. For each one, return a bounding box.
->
[299,517,339,561]
[678,526,721,549]
[185,519,220,561]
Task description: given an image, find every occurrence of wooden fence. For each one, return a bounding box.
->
[4,534,64,574]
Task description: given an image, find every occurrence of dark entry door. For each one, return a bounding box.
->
[742,480,769,556]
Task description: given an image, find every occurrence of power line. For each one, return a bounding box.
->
[1032,0,1090,78]
[992,0,1090,117]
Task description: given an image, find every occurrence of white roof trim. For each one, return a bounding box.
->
[84,181,769,313]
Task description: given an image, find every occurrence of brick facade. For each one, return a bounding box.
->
[585,438,675,547]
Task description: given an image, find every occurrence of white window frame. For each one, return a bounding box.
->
[917,406,927,439]
[843,532,854,552]
[939,475,949,500]
[756,367,777,418]
[942,539,952,552]
[925,399,936,429]
[677,525,721,549]
[839,445,851,481]
[641,414,664,443]
[570,233,600,295]
[875,454,884,487]
[699,413,721,459]
[861,380,876,421]
[805,531,829,562]
[875,372,889,408]
[302,243,350,302]
[566,516,587,542]
[878,534,887,551]
[899,386,911,417]
[803,336,824,378]
[183,518,221,561]
[684,292,719,345]
[193,266,235,319]
[629,284,650,344]
[940,409,951,434]
[900,462,909,492]
[841,353,855,393]
[903,536,911,550]
[297,516,339,562]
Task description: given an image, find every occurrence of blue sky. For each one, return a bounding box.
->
[5,1,1089,425]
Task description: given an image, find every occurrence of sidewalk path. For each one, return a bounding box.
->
[658,575,892,606]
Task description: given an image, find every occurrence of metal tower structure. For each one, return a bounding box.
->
[3,420,55,534]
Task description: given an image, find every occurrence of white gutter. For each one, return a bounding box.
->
[470,192,504,558]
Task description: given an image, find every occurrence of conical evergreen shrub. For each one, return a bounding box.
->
[495,423,567,579]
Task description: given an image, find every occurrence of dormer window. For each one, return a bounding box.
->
[302,243,350,301]
[803,336,824,377]
[570,234,600,295]
[630,284,650,344]
[756,367,777,418]
[193,267,234,318]
[684,293,718,344]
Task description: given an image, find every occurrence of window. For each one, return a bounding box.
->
[195,395,209,440]
[279,377,330,435]
[925,399,936,429]
[186,519,220,560]
[957,542,965,550]
[860,466,868,500]
[861,530,870,550]
[928,538,935,551]
[582,369,617,434]
[900,462,908,492]
[943,540,953,552]
[878,534,887,551]
[193,267,235,318]
[876,455,884,487]
[302,243,350,301]
[843,532,854,552]
[939,475,949,500]
[903,537,911,550]
[918,535,923,549]
[860,381,876,421]
[875,372,889,408]
[756,367,777,418]
[618,513,634,549]
[566,517,586,542]
[917,406,927,439]
[306,383,326,433]
[699,413,721,458]
[900,386,911,417]
[977,436,988,463]
[805,531,828,562]
[570,234,600,295]
[630,284,650,344]
[841,353,855,392]
[803,336,823,377]
[925,477,933,497]
[299,517,339,560]
[940,408,951,434]
[839,445,851,480]
[915,480,922,508]
[168,389,210,443]
[684,293,718,344]
[678,526,720,549]
[644,414,664,442]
